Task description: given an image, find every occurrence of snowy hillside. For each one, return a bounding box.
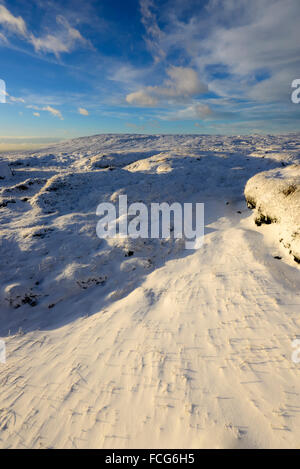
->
[0,133,300,449]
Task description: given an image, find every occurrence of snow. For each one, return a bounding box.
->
[0,133,300,448]
[245,164,300,263]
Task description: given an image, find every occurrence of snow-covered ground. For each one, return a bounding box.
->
[0,133,299,449]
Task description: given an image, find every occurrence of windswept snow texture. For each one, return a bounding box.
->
[0,133,300,449]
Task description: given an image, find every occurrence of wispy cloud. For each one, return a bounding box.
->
[42,105,63,119]
[139,0,165,63]
[1,0,299,134]
[126,0,300,127]
[154,0,300,105]
[27,104,63,119]
[0,4,91,57]
[0,4,26,36]
[0,30,7,42]
[30,15,92,57]
[166,103,213,120]
[126,66,208,106]
[9,95,25,103]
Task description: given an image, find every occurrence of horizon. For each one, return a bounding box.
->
[2,129,300,153]
[0,0,300,140]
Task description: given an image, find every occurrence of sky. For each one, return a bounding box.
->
[0,0,300,145]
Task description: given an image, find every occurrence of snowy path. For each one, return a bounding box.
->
[0,134,300,448]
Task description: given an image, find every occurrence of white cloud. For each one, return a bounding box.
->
[26,104,63,118]
[30,34,71,56]
[126,89,158,106]
[42,106,63,119]
[78,107,89,116]
[154,0,300,106]
[109,64,151,86]
[160,66,208,97]
[26,105,39,110]
[160,103,213,120]
[30,16,91,57]
[126,66,207,106]
[9,95,25,103]
[175,103,212,119]
[203,0,300,77]
[0,4,27,36]
[0,6,90,57]
[139,0,165,62]
[0,31,7,43]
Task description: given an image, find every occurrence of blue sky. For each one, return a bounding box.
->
[0,0,300,142]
